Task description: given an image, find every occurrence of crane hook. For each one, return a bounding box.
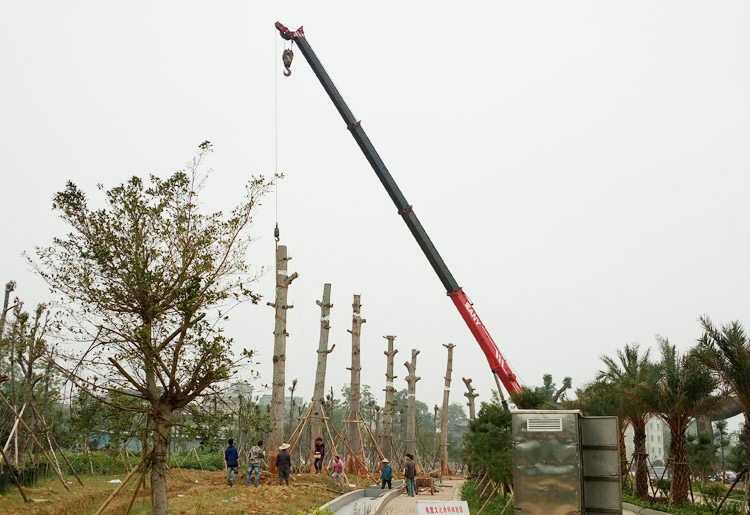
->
[282,49,293,77]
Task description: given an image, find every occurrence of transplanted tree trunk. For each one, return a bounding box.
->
[440,343,455,475]
[345,295,368,476]
[404,349,420,461]
[268,244,298,469]
[462,377,478,421]
[379,335,398,460]
[33,142,272,515]
[310,283,333,472]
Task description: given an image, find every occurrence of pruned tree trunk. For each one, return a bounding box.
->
[632,418,649,499]
[151,401,172,515]
[404,349,420,461]
[440,343,455,475]
[310,283,334,472]
[345,295,368,476]
[619,425,628,479]
[670,425,690,504]
[268,245,298,470]
[379,335,398,460]
[462,377,478,421]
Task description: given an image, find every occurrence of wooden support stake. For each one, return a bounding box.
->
[124,464,146,515]
[94,448,152,515]
[31,403,84,486]
[0,391,70,492]
[2,403,26,453]
[0,442,30,503]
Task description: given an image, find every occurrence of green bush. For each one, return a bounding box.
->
[460,479,513,514]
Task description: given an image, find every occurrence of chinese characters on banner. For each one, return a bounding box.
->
[416,501,470,514]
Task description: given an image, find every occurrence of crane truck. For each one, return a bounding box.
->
[275,22,523,402]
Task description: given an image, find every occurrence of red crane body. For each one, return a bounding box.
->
[275,22,523,398]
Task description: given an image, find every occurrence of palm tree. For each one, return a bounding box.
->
[698,317,750,511]
[637,338,719,504]
[598,343,655,499]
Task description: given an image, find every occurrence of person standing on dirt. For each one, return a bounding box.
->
[404,454,417,497]
[313,437,325,473]
[331,454,345,491]
[225,438,240,486]
[277,442,292,486]
[380,458,393,489]
[245,440,265,487]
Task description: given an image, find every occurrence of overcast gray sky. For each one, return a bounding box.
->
[2,2,749,425]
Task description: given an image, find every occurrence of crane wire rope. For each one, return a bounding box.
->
[273,28,280,245]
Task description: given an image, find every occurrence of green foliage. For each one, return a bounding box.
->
[623,490,744,514]
[459,479,513,514]
[687,433,718,481]
[462,394,513,485]
[698,317,750,475]
[697,481,728,510]
[727,430,748,474]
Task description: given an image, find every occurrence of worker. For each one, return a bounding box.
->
[404,454,417,497]
[245,440,265,487]
[314,437,325,473]
[224,438,240,486]
[381,458,392,489]
[277,443,292,486]
[331,455,345,491]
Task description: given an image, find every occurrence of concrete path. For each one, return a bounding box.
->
[380,477,640,514]
[380,478,463,515]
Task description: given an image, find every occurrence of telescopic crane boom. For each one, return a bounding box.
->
[275,22,523,399]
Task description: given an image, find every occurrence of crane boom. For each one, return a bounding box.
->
[275,22,523,397]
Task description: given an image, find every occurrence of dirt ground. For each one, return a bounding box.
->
[0,468,347,514]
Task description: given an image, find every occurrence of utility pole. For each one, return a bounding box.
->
[462,377,479,421]
[345,295,368,476]
[267,245,298,470]
[379,335,398,460]
[440,343,455,475]
[310,283,334,472]
[404,349,420,462]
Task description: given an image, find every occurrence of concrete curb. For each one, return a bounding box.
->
[318,481,406,514]
[623,501,672,515]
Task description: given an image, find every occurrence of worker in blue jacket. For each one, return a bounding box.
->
[381,458,393,489]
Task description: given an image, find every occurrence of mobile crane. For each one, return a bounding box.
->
[275,22,523,401]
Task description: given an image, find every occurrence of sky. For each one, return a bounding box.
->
[1,2,749,428]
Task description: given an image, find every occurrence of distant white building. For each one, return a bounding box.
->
[624,417,669,465]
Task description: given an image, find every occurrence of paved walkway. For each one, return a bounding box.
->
[381,478,463,515]
[380,477,639,514]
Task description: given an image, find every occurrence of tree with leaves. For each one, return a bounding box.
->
[637,338,718,503]
[698,317,750,511]
[33,143,270,515]
[462,391,513,486]
[597,343,655,499]
[714,419,729,480]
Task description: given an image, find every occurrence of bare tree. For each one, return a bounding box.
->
[33,142,271,515]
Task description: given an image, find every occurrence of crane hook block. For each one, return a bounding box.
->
[282,49,294,77]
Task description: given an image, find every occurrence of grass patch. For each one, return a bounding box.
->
[0,468,341,514]
[459,478,513,514]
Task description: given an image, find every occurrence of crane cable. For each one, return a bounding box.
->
[273,29,280,245]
